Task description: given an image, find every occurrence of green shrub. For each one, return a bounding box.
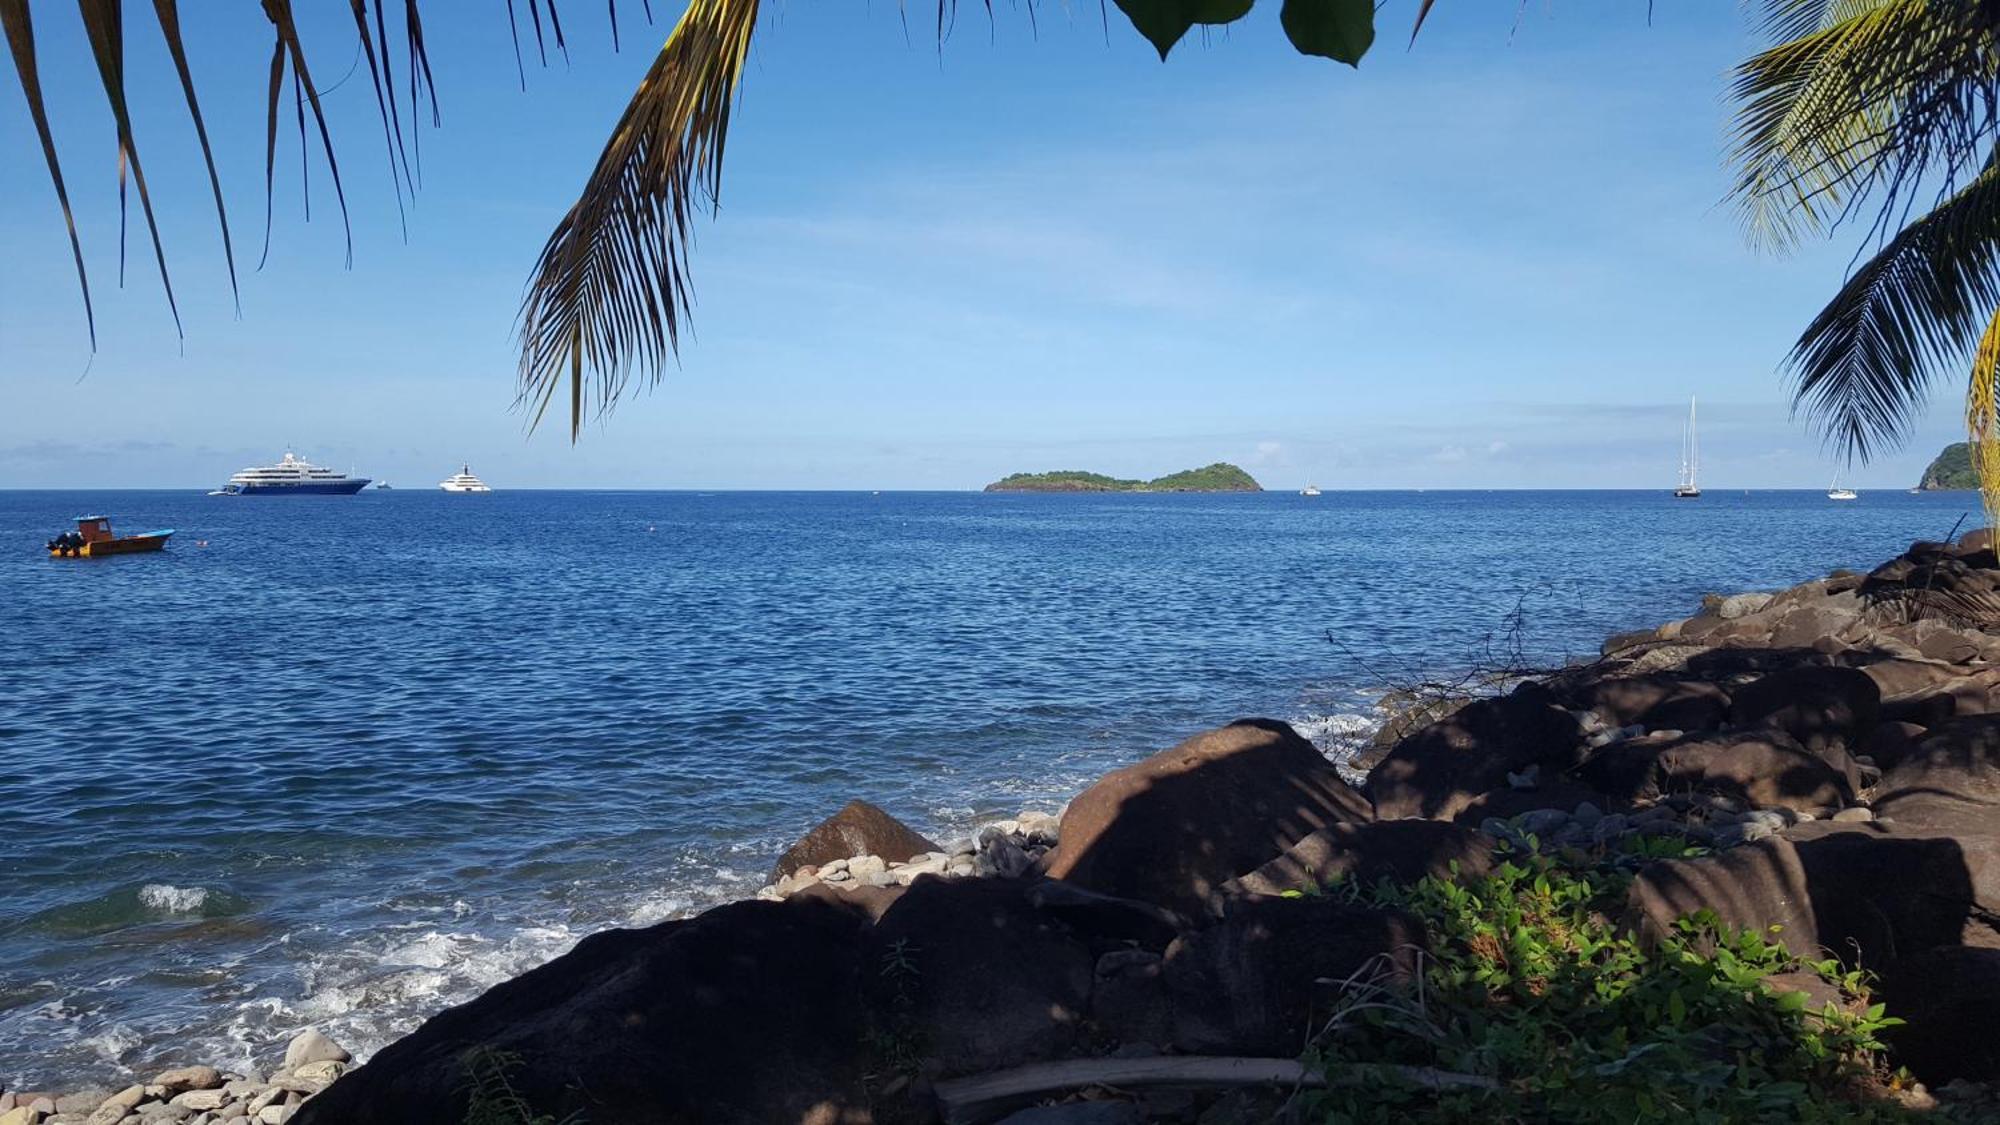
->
[460,1047,584,1125]
[1297,849,1916,1123]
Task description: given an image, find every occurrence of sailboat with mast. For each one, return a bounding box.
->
[1673,396,1701,498]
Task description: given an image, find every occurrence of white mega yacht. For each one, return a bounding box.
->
[214,451,370,495]
[439,465,492,493]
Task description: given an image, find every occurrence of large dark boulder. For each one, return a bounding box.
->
[863,877,1096,1074]
[771,799,940,882]
[1863,720,1930,774]
[1163,898,1423,1055]
[1044,720,1371,916]
[1883,946,2000,1083]
[1576,729,1853,812]
[1871,716,2000,833]
[1859,657,1968,704]
[1212,821,1494,910]
[295,894,885,1125]
[1768,604,1861,650]
[1625,824,2000,967]
[1452,780,1628,825]
[1728,665,1880,761]
[1561,674,1729,733]
[1366,686,1584,821]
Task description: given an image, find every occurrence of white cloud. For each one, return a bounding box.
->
[1432,445,1468,463]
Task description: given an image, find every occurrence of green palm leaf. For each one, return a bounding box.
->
[514,0,760,440]
[1729,0,1996,253]
[1789,150,2000,461]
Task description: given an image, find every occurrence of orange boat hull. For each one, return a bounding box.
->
[49,532,172,558]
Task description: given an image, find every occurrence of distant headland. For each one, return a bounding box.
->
[983,462,1263,493]
[1919,442,1977,490]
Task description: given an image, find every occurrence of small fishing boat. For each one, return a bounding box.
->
[46,515,173,558]
[1300,484,1322,497]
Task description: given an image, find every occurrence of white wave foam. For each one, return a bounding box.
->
[138,884,209,914]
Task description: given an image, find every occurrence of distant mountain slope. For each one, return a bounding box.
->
[1919,443,1977,490]
[984,462,1263,493]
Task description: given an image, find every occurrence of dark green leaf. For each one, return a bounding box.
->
[1112,0,1252,61]
[1280,0,1373,65]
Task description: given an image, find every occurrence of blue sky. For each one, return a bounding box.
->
[0,1,1973,489]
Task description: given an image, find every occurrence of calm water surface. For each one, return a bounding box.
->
[0,488,1979,1085]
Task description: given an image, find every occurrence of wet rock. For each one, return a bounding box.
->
[149,1070,221,1098]
[53,1091,109,1118]
[87,1088,145,1125]
[1045,720,1371,916]
[770,799,940,882]
[288,1060,344,1084]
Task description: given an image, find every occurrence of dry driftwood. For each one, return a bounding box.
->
[932,1055,1497,1123]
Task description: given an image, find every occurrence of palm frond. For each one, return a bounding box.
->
[260,0,354,266]
[0,0,95,345]
[79,0,182,337]
[1966,303,2000,529]
[1790,150,2000,460]
[515,0,760,439]
[152,0,240,312]
[1729,0,1998,253]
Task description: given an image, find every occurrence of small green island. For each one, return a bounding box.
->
[983,462,1263,493]
[1919,441,1978,490]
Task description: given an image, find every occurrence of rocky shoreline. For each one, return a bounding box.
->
[0,1030,350,1125]
[17,532,2000,1121]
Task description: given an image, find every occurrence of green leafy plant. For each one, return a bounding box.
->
[459,1047,585,1125]
[864,937,929,1077]
[1298,851,1917,1123]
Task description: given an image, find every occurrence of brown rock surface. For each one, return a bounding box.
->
[1365,687,1584,821]
[770,799,940,882]
[1213,820,1494,908]
[1045,720,1371,916]
[1163,897,1423,1055]
[1576,729,1853,811]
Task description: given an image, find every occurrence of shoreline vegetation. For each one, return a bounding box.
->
[983,463,1263,493]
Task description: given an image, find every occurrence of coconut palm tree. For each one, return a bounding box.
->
[2,0,1382,437]
[1728,0,2000,513]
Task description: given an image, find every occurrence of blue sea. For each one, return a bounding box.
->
[0,487,1981,1086]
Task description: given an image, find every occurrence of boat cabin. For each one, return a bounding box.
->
[74,515,114,543]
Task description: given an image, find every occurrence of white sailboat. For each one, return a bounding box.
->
[1828,475,1857,501]
[1673,397,1701,498]
[1300,484,1321,497]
